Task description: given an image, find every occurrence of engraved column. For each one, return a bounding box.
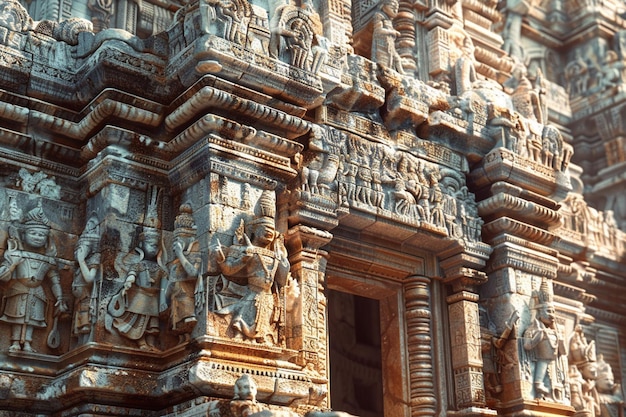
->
[404,276,437,417]
[285,224,333,407]
[447,289,485,408]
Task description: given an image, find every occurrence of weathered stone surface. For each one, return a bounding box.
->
[0,0,624,416]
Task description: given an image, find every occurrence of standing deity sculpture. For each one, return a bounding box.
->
[500,0,540,61]
[522,278,567,401]
[107,225,168,351]
[167,203,202,344]
[72,214,101,345]
[371,0,405,74]
[455,36,479,96]
[0,203,68,352]
[596,355,624,417]
[214,190,298,345]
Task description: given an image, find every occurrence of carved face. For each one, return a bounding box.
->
[382,0,399,17]
[24,227,49,248]
[142,233,160,259]
[252,222,276,247]
[596,367,615,393]
[581,362,598,381]
[538,305,556,327]
[235,376,257,401]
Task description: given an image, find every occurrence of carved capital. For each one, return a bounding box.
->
[284,224,333,261]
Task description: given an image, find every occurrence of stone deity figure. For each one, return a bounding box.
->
[596,355,624,417]
[108,227,168,351]
[214,190,294,345]
[500,0,540,61]
[480,307,520,397]
[371,0,405,74]
[230,374,265,417]
[167,203,202,343]
[72,214,101,344]
[207,374,267,417]
[504,60,543,123]
[569,325,601,417]
[523,279,566,400]
[455,36,478,96]
[0,204,68,352]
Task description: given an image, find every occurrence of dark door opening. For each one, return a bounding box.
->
[328,290,384,417]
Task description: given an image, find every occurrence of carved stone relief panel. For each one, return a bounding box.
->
[296,124,485,245]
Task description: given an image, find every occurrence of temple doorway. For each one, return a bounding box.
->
[327,290,384,417]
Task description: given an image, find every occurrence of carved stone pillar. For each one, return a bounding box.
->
[404,276,437,417]
[396,0,421,74]
[424,0,456,88]
[469,147,573,412]
[440,245,493,411]
[448,289,486,408]
[319,0,349,48]
[285,224,333,407]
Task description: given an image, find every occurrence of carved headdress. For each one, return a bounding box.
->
[249,190,276,227]
[24,203,51,231]
[174,203,197,238]
[531,277,554,310]
[141,186,162,241]
[569,325,596,367]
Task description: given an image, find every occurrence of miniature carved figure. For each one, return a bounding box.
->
[504,60,543,123]
[0,0,33,33]
[480,306,520,397]
[371,0,404,74]
[596,355,624,417]
[230,374,265,416]
[565,50,590,96]
[392,178,418,217]
[534,67,548,124]
[455,36,478,96]
[269,2,320,70]
[214,190,296,345]
[167,203,202,343]
[72,214,101,344]
[597,51,623,92]
[428,169,446,230]
[108,226,168,351]
[207,374,274,417]
[501,0,539,61]
[523,278,567,400]
[201,0,250,45]
[569,325,601,417]
[0,203,68,352]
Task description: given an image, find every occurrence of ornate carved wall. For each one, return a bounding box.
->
[0,0,624,416]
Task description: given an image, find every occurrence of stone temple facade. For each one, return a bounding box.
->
[0,0,625,416]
